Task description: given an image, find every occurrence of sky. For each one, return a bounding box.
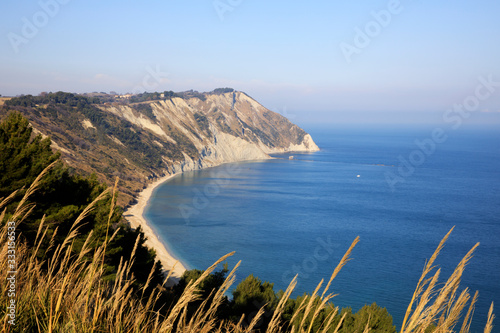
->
[1,0,500,125]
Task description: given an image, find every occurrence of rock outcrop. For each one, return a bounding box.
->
[99,91,319,175]
[1,90,319,205]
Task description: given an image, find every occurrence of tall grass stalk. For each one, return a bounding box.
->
[0,166,495,332]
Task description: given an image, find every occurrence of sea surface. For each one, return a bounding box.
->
[145,123,500,332]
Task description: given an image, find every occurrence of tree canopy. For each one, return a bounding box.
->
[0,111,165,290]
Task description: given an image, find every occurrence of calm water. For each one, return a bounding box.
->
[145,124,500,332]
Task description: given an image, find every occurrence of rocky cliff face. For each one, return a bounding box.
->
[101,91,318,175]
[1,90,319,205]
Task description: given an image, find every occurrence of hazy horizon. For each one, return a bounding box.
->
[1,0,500,124]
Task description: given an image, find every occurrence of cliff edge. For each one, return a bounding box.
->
[1,90,319,206]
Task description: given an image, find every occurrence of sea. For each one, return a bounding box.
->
[144,123,500,332]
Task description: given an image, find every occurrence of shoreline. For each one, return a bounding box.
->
[123,173,188,285]
[121,151,314,286]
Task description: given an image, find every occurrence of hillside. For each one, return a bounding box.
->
[0,90,318,206]
[0,94,493,333]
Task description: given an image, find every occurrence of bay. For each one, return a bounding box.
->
[145,123,500,331]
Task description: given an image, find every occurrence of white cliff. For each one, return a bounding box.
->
[98,91,319,177]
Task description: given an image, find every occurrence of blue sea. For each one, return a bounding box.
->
[145,123,500,332]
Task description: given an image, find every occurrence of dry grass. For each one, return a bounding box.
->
[0,165,495,332]
[0,97,12,107]
[400,228,494,333]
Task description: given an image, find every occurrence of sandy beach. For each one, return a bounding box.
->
[123,174,187,284]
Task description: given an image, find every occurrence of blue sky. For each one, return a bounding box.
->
[1,0,500,124]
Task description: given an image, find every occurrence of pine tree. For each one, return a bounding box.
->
[0,111,60,197]
[0,112,165,293]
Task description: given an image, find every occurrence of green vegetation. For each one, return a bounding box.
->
[135,103,156,120]
[127,90,210,103]
[193,112,211,136]
[210,88,235,95]
[0,113,495,333]
[177,90,207,101]
[1,89,312,207]
[238,118,275,147]
[129,91,178,103]
[4,92,168,169]
[231,274,278,328]
[1,92,200,205]
[0,112,164,288]
[30,93,197,164]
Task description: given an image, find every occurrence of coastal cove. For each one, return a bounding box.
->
[123,157,282,283]
[4,0,500,330]
[142,124,500,332]
[123,173,188,283]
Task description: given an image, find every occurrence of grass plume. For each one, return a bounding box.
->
[0,168,495,333]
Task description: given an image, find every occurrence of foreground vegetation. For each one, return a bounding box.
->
[0,113,495,332]
[1,92,201,206]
